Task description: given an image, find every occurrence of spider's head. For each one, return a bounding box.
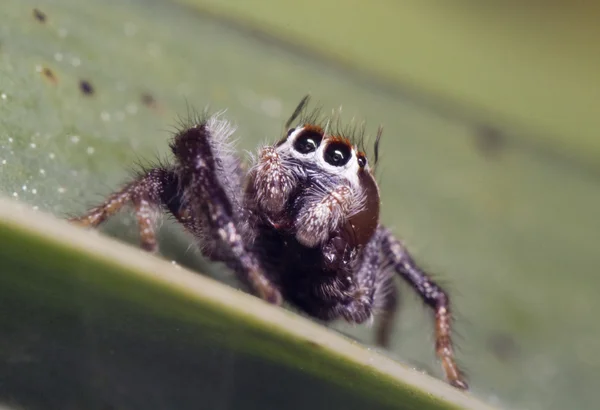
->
[251,96,382,252]
[281,124,380,248]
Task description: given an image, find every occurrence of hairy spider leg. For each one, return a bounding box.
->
[374,278,399,348]
[163,123,282,305]
[337,225,398,346]
[69,122,282,305]
[336,225,383,323]
[378,226,468,390]
[68,168,176,252]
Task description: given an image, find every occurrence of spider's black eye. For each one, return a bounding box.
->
[287,127,296,137]
[357,155,367,168]
[324,142,352,167]
[293,131,322,154]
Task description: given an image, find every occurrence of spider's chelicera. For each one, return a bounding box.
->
[69,96,468,390]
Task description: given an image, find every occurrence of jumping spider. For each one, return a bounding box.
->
[68,96,468,390]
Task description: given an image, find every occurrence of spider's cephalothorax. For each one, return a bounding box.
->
[68,96,468,390]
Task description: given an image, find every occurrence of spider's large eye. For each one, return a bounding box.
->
[324,142,352,167]
[293,131,322,154]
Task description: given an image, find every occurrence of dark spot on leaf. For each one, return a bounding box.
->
[487,332,520,362]
[79,79,95,96]
[33,8,47,23]
[474,125,505,158]
[141,92,157,108]
[40,67,58,84]
[140,92,166,115]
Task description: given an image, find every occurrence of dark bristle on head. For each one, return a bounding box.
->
[329,120,379,165]
[342,121,367,154]
[285,94,311,129]
[374,125,383,166]
[291,96,326,131]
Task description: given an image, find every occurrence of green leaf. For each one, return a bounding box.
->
[0,198,490,410]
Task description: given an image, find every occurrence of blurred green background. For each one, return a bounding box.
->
[1,0,599,409]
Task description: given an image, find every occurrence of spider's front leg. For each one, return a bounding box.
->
[378,226,469,390]
[70,116,282,306]
[170,121,282,305]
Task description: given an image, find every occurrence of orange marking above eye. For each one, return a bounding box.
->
[326,134,353,148]
[302,124,324,134]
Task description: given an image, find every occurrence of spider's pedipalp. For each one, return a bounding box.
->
[250,145,298,215]
[295,182,364,248]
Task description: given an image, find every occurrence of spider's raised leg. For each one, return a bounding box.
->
[68,168,177,253]
[170,119,282,305]
[70,114,281,305]
[378,226,468,390]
